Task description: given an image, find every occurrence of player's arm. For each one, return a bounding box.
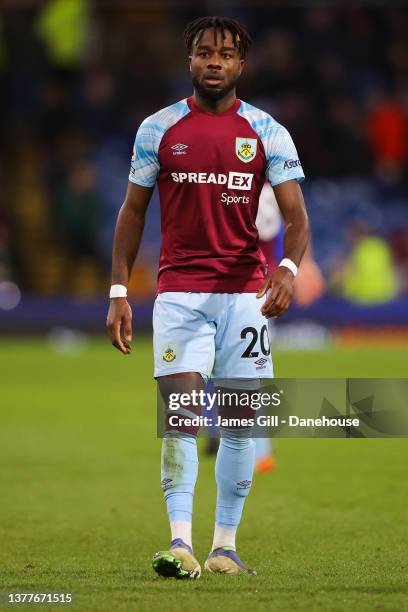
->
[257,179,309,318]
[106,182,153,354]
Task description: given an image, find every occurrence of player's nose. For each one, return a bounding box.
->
[206,60,222,70]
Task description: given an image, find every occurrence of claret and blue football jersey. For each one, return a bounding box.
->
[129,96,304,293]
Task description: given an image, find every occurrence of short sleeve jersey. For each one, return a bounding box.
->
[129,96,304,293]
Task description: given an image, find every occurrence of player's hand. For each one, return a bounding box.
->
[256,267,295,318]
[106,297,132,354]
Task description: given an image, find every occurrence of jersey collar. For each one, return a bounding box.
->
[187,95,241,116]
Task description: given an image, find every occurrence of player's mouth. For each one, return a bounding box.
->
[203,74,224,86]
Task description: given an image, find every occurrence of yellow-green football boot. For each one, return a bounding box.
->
[152,538,201,579]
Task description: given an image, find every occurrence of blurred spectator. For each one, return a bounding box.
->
[0,15,6,71]
[35,0,89,68]
[294,254,326,308]
[339,225,399,304]
[326,96,371,176]
[0,218,12,283]
[55,160,101,259]
[78,68,120,137]
[367,92,408,180]
[391,229,408,295]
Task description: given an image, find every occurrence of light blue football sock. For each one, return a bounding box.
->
[215,428,255,529]
[161,433,198,522]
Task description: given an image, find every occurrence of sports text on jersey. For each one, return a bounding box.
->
[171,171,254,190]
[220,193,250,205]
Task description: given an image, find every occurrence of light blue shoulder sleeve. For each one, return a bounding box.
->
[129,99,190,188]
[238,101,305,187]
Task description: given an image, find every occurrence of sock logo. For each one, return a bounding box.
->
[161,478,173,490]
[236,479,252,490]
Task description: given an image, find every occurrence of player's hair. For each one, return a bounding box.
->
[183,16,252,59]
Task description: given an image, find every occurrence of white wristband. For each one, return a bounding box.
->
[278,258,298,277]
[109,284,127,298]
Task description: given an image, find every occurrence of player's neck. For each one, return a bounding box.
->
[193,89,237,115]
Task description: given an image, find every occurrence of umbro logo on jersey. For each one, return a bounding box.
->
[171,171,253,190]
[171,143,188,155]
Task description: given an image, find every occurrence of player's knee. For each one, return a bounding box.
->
[160,373,204,437]
[220,428,254,451]
[164,417,200,437]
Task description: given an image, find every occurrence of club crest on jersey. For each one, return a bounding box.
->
[162,344,177,363]
[236,137,257,163]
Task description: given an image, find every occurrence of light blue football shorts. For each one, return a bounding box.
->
[153,292,273,381]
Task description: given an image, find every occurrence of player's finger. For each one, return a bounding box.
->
[256,279,269,298]
[112,321,128,354]
[273,286,289,309]
[261,283,280,316]
[106,319,115,343]
[264,285,289,317]
[266,301,285,318]
[270,293,292,318]
[121,340,132,353]
[123,314,133,343]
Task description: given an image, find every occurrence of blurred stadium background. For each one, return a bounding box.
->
[0,0,407,349]
[1,3,408,610]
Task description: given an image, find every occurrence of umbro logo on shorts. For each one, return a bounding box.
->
[254,357,268,366]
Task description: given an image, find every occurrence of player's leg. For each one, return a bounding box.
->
[254,316,276,473]
[151,292,215,579]
[153,372,203,579]
[205,387,259,575]
[204,379,220,455]
[206,293,273,574]
[205,417,257,575]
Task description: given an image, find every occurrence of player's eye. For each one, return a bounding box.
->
[199,52,209,57]
[222,54,232,59]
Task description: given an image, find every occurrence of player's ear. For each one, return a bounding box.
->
[188,55,192,72]
[238,58,244,76]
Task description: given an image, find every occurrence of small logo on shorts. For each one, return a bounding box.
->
[163,346,176,363]
[254,357,268,370]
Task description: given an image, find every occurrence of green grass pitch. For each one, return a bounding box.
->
[0,338,407,611]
